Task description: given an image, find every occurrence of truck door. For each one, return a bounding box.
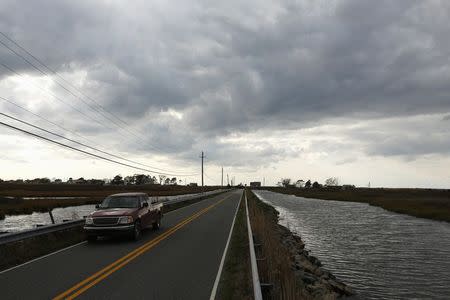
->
[139,196,151,228]
[148,195,159,225]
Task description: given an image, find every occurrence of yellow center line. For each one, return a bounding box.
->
[53,194,233,300]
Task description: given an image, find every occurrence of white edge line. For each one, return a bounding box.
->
[245,191,263,300]
[209,190,243,300]
[0,240,87,275]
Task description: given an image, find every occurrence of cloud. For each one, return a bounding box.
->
[0,0,449,186]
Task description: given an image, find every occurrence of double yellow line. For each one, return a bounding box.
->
[53,194,233,300]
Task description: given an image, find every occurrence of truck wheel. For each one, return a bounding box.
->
[87,235,97,242]
[132,221,142,241]
[152,216,161,230]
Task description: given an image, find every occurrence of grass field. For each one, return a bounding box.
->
[246,189,311,299]
[260,187,450,222]
[216,192,252,300]
[0,183,219,218]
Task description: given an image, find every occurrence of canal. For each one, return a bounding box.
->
[253,190,450,299]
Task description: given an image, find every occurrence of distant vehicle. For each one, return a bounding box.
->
[84,192,163,242]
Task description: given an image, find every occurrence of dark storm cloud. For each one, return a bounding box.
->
[1,0,450,164]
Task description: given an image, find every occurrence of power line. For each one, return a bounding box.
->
[0,62,115,130]
[0,31,129,126]
[0,34,127,129]
[0,38,140,140]
[0,96,196,176]
[204,172,218,184]
[0,32,167,151]
[0,38,167,154]
[0,120,198,177]
[0,95,94,144]
[0,112,198,176]
[0,63,168,155]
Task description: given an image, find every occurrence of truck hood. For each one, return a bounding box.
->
[90,208,136,217]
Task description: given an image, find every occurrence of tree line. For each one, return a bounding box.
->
[278,177,343,188]
[0,174,184,186]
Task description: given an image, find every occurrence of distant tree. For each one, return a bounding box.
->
[53,179,62,184]
[312,181,321,188]
[134,174,148,185]
[295,179,305,188]
[159,175,166,185]
[75,177,86,184]
[111,175,124,185]
[170,177,177,185]
[179,179,183,185]
[305,180,312,188]
[87,179,105,185]
[27,178,51,184]
[124,176,134,185]
[280,178,292,187]
[325,177,339,186]
[164,177,171,185]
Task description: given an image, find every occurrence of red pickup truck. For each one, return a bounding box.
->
[84,192,163,241]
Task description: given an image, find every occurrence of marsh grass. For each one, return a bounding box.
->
[246,189,311,300]
[261,187,450,222]
[216,193,252,300]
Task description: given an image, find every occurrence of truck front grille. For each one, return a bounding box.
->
[93,217,119,226]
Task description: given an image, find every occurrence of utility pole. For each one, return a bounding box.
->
[227,174,229,186]
[200,151,205,187]
[221,167,224,187]
[263,177,265,186]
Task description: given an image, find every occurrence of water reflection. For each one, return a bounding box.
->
[254,190,450,300]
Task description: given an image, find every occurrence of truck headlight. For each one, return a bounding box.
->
[85,217,93,225]
[118,216,133,224]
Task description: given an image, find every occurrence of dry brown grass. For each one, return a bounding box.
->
[216,193,253,300]
[246,189,311,300]
[0,182,218,197]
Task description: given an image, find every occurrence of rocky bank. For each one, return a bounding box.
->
[277,223,354,298]
[251,192,354,299]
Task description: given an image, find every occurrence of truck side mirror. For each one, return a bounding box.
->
[95,204,100,209]
[142,202,149,208]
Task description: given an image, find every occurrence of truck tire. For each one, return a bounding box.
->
[152,215,161,230]
[132,221,142,241]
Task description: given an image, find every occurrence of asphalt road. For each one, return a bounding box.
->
[0,189,242,299]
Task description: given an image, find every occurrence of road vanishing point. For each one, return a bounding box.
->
[0,190,242,299]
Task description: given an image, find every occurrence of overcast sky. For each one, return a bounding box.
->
[0,0,449,188]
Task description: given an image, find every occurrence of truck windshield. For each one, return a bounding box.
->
[100,196,139,208]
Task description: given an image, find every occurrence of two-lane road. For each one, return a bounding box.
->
[0,190,242,299]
